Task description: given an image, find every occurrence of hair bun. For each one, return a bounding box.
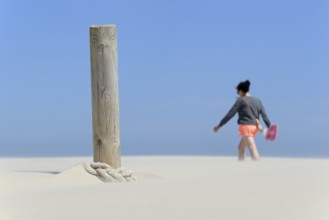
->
[236,80,251,93]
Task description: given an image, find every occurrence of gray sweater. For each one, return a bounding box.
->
[219,96,271,128]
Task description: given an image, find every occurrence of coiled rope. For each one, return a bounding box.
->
[84,162,136,182]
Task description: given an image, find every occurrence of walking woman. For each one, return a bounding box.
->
[213,80,271,161]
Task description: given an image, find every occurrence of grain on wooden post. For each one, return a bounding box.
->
[90,25,121,168]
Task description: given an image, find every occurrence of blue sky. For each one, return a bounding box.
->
[0,0,328,157]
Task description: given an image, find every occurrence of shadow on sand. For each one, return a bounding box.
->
[12,170,61,175]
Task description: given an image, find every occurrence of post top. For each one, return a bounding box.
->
[90,24,116,29]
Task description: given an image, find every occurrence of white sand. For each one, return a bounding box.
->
[1,156,329,220]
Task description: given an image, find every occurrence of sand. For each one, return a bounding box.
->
[0,156,329,220]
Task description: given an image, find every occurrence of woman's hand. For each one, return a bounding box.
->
[213,124,221,133]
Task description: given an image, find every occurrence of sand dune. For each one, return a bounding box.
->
[1,156,329,220]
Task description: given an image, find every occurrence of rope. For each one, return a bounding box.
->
[84,162,137,182]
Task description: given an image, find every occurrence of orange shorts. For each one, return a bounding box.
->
[239,124,257,137]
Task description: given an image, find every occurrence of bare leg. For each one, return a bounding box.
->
[246,136,260,161]
[238,137,247,161]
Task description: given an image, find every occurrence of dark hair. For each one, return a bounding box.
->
[236,80,251,93]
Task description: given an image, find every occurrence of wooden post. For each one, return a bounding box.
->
[89,25,121,168]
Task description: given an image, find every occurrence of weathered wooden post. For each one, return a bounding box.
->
[89,25,121,168]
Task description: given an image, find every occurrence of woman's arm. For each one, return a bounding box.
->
[218,99,241,127]
[259,101,271,128]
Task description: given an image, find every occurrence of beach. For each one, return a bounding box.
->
[1,156,329,220]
